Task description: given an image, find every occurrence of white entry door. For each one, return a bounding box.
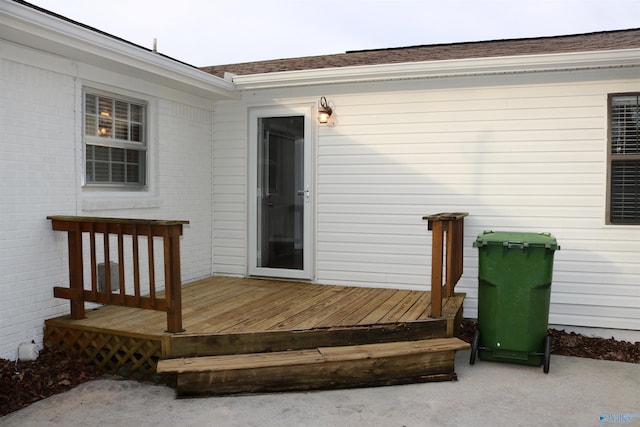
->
[249,106,312,279]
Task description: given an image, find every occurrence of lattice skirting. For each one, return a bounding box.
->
[44,323,162,379]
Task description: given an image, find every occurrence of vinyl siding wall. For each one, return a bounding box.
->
[213,66,640,332]
[212,103,248,276]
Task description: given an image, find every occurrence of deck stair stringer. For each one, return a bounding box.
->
[157,337,470,397]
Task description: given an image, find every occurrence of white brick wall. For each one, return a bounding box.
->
[0,58,77,359]
[0,49,216,359]
[157,100,213,281]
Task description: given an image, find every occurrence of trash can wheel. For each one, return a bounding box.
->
[470,329,480,365]
[543,335,551,374]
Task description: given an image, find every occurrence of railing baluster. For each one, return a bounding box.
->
[89,225,97,300]
[147,228,156,308]
[445,221,456,298]
[132,225,141,304]
[453,220,464,287]
[103,231,111,304]
[117,226,125,296]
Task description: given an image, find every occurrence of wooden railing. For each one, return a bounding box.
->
[423,212,468,318]
[47,216,189,333]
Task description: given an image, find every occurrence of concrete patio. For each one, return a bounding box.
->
[3,350,639,426]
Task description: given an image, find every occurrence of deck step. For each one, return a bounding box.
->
[157,337,470,397]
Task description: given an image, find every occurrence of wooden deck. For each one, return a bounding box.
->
[45,276,467,395]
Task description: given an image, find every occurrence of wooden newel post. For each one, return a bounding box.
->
[423,212,469,318]
[67,222,86,320]
[164,224,184,333]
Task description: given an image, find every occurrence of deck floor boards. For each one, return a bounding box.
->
[47,276,463,338]
[399,291,432,322]
[356,289,407,325]
[191,281,302,332]
[219,284,322,333]
[269,286,363,330]
[313,286,381,326]
[241,287,341,331]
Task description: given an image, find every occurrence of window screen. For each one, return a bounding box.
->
[84,91,146,186]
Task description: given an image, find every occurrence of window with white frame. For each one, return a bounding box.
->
[608,93,640,224]
[84,90,147,187]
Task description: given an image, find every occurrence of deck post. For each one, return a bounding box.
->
[67,222,86,320]
[423,212,468,318]
[164,224,184,333]
[430,220,444,318]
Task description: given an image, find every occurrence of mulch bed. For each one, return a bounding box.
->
[1,321,639,417]
[458,319,640,363]
[1,347,101,417]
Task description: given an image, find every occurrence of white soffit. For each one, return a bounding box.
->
[231,48,640,90]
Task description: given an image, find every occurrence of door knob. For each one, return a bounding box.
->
[297,186,310,202]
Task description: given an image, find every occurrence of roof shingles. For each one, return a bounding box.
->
[201,29,640,78]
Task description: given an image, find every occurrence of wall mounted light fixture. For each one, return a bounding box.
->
[318,97,332,124]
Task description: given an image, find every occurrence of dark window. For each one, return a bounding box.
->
[609,94,640,224]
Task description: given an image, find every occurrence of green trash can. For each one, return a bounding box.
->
[470,231,560,373]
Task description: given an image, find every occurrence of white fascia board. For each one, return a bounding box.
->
[232,48,640,90]
[1,1,238,99]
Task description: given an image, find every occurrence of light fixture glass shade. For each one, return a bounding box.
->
[318,96,332,124]
[318,110,331,123]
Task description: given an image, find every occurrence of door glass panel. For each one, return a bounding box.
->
[257,116,304,270]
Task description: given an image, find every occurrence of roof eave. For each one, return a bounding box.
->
[231,48,640,90]
[1,1,238,100]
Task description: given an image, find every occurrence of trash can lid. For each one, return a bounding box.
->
[473,230,560,250]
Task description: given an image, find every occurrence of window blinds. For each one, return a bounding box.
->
[610,95,640,223]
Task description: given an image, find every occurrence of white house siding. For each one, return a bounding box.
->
[212,66,640,333]
[0,42,216,359]
[212,103,248,276]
